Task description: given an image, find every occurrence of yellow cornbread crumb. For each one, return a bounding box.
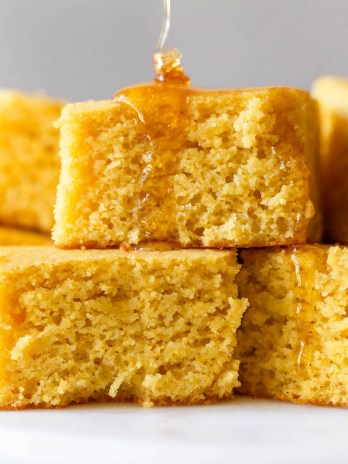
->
[53,87,321,249]
[0,246,247,409]
[237,245,348,407]
[312,76,348,242]
[0,90,64,232]
[0,227,51,245]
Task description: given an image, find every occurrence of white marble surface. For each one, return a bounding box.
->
[0,396,347,464]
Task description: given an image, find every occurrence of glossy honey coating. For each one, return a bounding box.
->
[237,245,348,408]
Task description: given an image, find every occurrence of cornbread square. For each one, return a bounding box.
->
[0,246,247,409]
[0,90,64,232]
[312,76,348,242]
[0,227,51,245]
[237,245,348,407]
[53,87,321,248]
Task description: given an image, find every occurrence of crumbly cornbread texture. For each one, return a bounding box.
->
[237,245,348,407]
[0,246,247,409]
[0,90,63,232]
[53,87,321,249]
[312,76,348,242]
[0,227,51,245]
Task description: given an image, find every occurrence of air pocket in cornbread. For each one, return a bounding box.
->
[237,245,348,407]
[53,87,321,248]
[312,76,348,242]
[0,90,64,232]
[0,246,247,409]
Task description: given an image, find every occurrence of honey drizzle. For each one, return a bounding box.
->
[290,246,318,373]
[153,48,190,85]
[113,48,193,243]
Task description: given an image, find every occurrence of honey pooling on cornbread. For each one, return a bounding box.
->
[237,245,348,407]
[0,247,247,409]
[53,46,322,248]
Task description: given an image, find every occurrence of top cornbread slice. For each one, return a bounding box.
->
[0,90,64,232]
[312,76,348,242]
[53,86,322,248]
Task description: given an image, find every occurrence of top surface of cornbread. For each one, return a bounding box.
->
[312,76,348,116]
[53,84,321,249]
[311,76,348,243]
[0,245,233,268]
[0,90,64,233]
[59,86,306,112]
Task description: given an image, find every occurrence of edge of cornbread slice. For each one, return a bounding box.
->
[0,226,51,245]
[0,90,64,232]
[237,245,348,408]
[312,76,348,242]
[53,87,321,249]
[0,246,247,409]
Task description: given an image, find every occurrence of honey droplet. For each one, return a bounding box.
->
[153,48,190,86]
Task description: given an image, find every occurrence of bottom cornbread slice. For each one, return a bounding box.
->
[237,245,348,407]
[0,246,247,409]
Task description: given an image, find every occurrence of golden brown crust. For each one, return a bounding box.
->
[0,393,235,410]
[56,237,308,251]
[238,391,348,409]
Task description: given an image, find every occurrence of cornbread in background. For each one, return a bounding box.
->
[237,245,348,407]
[312,76,348,243]
[53,87,322,249]
[0,246,247,409]
[0,227,51,245]
[0,90,64,233]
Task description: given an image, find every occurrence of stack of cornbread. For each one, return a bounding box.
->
[0,74,348,409]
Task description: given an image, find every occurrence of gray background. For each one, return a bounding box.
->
[0,0,347,102]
